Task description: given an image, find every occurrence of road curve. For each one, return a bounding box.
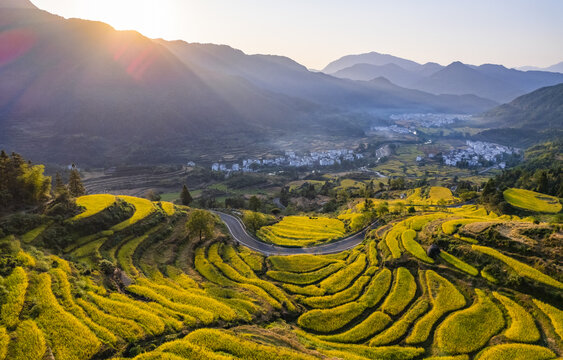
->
[212,211,374,256]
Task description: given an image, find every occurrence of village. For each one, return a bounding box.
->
[439,140,519,168]
[211,149,364,173]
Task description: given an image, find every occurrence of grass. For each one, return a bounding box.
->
[439,251,478,276]
[492,292,540,342]
[472,245,563,289]
[268,254,339,273]
[381,267,417,316]
[533,299,563,340]
[6,320,46,360]
[71,194,116,220]
[257,216,346,247]
[406,270,466,344]
[503,188,562,213]
[434,289,505,354]
[401,229,434,263]
[319,311,391,343]
[31,273,101,360]
[112,196,157,231]
[267,262,344,285]
[0,267,28,328]
[303,275,370,308]
[370,298,429,346]
[475,344,556,360]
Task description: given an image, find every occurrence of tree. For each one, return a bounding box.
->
[243,211,267,233]
[248,196,261,212]
[180,184,193,206]
[363,198,374,212]
[376,203,389,217]
[68,165,85,197]
[186,209,214,242]
[54,172,67,196]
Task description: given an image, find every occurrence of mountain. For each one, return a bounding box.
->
[322,51,424,74]
[479,83,563,129]
[325,52,563,103]
[0,5,498,166]
[0,0,37,9]
[518,61,563,73]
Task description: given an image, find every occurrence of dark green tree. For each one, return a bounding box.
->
[180,184,193,205]
[186,209,214,242]
[68,165,85,197]
[248,195,261,211]
[55,172,67,196]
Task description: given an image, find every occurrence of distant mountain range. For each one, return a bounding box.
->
[518,62,563,73]
[0,1,498,166]
[324,52,563,103]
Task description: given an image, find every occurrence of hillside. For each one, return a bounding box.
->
[0,7,499,166]
[478,83,563,131]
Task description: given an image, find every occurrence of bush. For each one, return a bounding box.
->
[370,298,429,346]
[319,254,367,294]
[6,320,46,360]
[475,344,555,360]
[303,275,370,309]
[266,262,344,285]
[401,229,434,263]
[319,311,391,343]
[492,292,539,342]
[439,251,478,276]
[0,267,28,328]
[533,299,563,340]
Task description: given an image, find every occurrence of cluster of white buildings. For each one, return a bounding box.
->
[211,149,364,173]
[390,113,471,127]
[441,141,518,167]
[371,125,417,135]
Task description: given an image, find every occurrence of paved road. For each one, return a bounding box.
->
[213,211,374,256]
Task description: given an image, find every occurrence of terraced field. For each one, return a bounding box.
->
[0,194,561,360]
[257,215,347,246]
[503,188,562,213]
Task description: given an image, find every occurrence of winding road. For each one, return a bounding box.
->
[213,211,375,256]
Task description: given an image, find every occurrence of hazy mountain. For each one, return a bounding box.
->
[518,61,563,73]
[323,51,424,74]
[0,4,498,166]
[326,52,563,103]
[479,83,563,130]
[0,0,37,9]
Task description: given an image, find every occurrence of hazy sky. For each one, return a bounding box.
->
[32,0,563,70]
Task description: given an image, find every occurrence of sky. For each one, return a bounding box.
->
[31,0,563,70]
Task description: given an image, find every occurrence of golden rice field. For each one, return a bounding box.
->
[257,215,347,246]
[0,194,561,360]
[503,188,562,213]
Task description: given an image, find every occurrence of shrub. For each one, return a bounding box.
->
[359,268,392,307]
[303,275,370,309]
[401,229,434,263]
[238,247,264,272]
[319,311,391,343]
[0,327,8,359]
[266,262,344,285]
[6,320,46,360]
[367,240,379,266]
[475,343,556,360]
[160,201,176,216]
[472,245,563,289]
[370,298,429,346]
[406,271,465,344]
[434,289,504,354]
[493,292,539,342]
[442,219,484,235]
[0,267,28,328]
[282,284,325,296]
[439,251,478,276]
[381,267,417,316]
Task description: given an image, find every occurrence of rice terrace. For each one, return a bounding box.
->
[1,1,562,360]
